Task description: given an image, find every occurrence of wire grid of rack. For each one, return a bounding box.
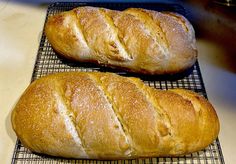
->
[11,2,224,164]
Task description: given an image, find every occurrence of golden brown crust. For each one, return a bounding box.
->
[11,72,219,159]
[11,77,87,158]
[45,7,197,75]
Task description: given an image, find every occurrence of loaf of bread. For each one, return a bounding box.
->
[45,7,197,75]
[11,72,219,159]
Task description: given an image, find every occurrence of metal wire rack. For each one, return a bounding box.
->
[11,2,224,164]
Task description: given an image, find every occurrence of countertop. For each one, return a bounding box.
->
[0,1,235,163]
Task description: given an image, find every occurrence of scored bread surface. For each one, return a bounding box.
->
[11,72,219,159]
[45,7,197,74]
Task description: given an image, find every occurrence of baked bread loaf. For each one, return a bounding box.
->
[45,7,197,75]
[11,72,219,159]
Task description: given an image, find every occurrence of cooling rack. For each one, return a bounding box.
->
[11,2,224,164]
